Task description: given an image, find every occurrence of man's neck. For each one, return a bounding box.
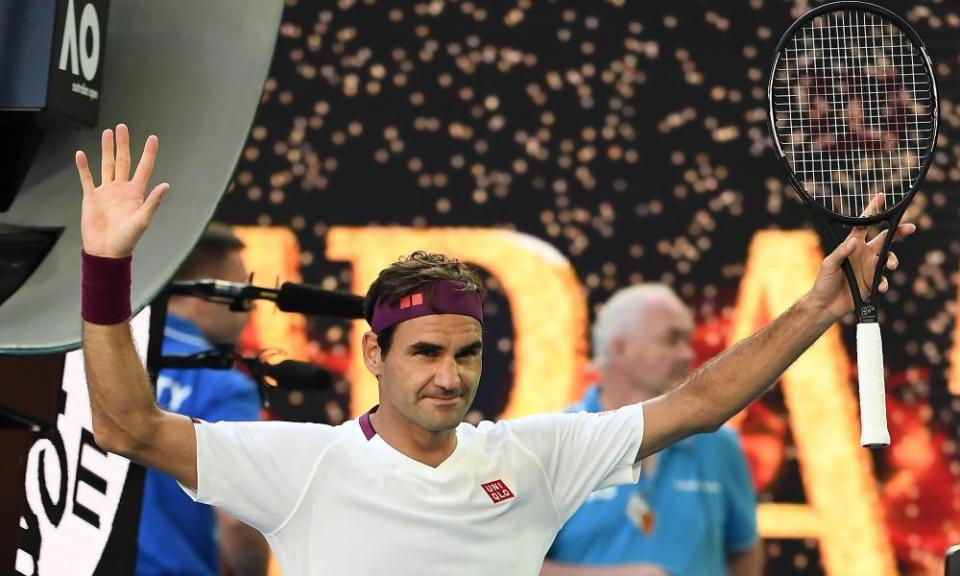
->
[597,374,660,471]
[165,299,194,324]
[596,372,656,411]
[369,407,457,468]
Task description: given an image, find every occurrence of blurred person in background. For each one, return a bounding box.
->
[542,285,763,576]
[136,222,269,576]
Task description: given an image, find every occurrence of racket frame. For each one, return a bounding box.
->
[766,0,939,323]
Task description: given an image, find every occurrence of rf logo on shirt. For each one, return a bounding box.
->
[481,480,515,503]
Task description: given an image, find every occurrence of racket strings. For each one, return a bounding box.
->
[772,9,935,218]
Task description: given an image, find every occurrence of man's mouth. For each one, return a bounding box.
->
[424,395,461,406]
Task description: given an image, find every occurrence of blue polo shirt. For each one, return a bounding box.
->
[546,386,758,575]
[135,314,261,576]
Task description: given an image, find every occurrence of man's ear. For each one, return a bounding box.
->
[361,331,383,377]
[609,335,627,365]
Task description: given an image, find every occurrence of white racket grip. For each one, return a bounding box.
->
[857,323,890,447]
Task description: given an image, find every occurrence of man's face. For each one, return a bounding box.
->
[371,314,483,433]
[194,250,250,345]
[613,299,695,397]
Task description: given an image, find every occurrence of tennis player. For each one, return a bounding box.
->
[76,125,913,575]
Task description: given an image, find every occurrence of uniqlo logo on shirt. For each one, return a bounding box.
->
[481,479,515,503]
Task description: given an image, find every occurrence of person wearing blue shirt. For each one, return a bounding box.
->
[543,285,763,576]
[136,223,269,576]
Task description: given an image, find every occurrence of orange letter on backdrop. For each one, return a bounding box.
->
[949,288,960,394]
[732,230,895,575]
[233,226,309,360]
[326,226,587,420]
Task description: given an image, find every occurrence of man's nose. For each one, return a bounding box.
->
[434,355,461,390]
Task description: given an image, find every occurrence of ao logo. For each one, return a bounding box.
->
[58,0,100,82]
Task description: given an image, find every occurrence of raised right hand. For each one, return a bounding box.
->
[76,124,168,258]
[807,193,915,322]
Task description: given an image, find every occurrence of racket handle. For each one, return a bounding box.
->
[857,323,890,448]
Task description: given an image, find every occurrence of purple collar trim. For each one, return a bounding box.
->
[370,280,482,333]
[359,406,378,441]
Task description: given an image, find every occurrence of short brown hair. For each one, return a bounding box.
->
[364,251,484,356]
[173,222,246,281]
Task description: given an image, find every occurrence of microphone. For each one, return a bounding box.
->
[166,280,269,311]
[158,347,236,370]
[260,359,333,391]
[168,279,364,318]
[159,349,333,391]
[275,282,364,318]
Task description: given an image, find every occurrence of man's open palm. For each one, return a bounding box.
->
[76,123,168,258]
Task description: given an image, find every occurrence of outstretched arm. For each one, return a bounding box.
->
[78,124,197,490]
[639,210,915,460]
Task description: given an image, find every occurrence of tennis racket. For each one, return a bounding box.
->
[767,1,938,447]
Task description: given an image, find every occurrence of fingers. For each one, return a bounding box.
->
[823,236,857,270]
[100,128,115,184]
[861,192,885,218]
[893,222,916,241]
[867,228,888,248]
[886,251,898,271]
[75,151,95,195]
[137,182,169,224]
[90,125,161,191]
[873,248,903,292]
[866,222,917,251]
[861,226,905,293]
[132,135,159,186]
[849,193,886,242]
[115,124,131,182]
[852,220,916,255]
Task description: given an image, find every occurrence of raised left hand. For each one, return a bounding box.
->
[76,124,168,258]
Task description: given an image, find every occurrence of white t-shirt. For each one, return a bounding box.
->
[183,403,644,575]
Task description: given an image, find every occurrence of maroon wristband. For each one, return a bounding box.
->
[81,249,132,325]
